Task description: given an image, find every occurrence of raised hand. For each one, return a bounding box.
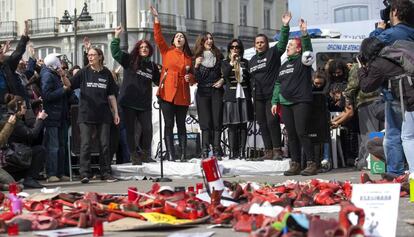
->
[150,5,159,17]
[8,114,16,124]
[114,25,123,38]
[27,43,36,58]
[24,20,29,36]
[83,36,91,52]
[299,19,307,35]
[2,41,11,54]
[281,12,292,26]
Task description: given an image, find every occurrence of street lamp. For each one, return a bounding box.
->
[59,2,93,66]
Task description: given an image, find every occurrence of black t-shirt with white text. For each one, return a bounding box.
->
[277,57,313,103]
[70,66,116,124]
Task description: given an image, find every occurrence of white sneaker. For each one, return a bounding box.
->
[47,176,60,183]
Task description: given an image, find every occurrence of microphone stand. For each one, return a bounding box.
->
[252,76,257,160]
[154,99,172,183]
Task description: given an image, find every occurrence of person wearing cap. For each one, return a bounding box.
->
[40,53,72,182]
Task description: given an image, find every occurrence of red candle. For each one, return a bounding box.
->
[93,219,103,236]
[187,186,194,192]
[7,223,19,236]
[128,187,138,202]
[8,183,17,195]
[196,183,203,194]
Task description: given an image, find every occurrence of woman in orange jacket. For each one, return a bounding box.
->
[150,6,195,162]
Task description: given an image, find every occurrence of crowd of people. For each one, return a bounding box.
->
[0,0,413,189]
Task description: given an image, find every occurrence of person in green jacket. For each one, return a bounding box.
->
[271,19,316,176]
[110,26,160,165]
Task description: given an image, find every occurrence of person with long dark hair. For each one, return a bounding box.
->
[150,6,195,162]
[271,19,316,176]
[63,47,120,183]
[222,39,253,159]
[249,12,291,160]
[111,26,160,165]
[193,32,224,159]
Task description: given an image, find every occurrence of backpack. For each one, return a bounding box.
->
[379,40,414,119]
[379,40,414,75]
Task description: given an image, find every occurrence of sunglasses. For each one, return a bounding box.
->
[230,45,240,49]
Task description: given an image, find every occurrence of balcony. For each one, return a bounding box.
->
[185,18,207,34]
[238,25,258,40]
[261,28,278,41]
[78,12,117,31]
[212,22,234,38]
[158,13,176,31]
[0,21,18,38]
[28,17,59,35]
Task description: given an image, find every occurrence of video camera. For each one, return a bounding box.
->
[380,0,392,22]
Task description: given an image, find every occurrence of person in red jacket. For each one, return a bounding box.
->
[150,6,195,161]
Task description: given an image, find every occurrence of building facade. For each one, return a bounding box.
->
[288,0,384,25]
[0,0,287,69]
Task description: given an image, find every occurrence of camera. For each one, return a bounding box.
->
[380,0,392,22]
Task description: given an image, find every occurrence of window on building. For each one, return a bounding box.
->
[86,0,104,13]
[240,3,247,26]
[36,0,55,18]
[0,0,13,21]
[186,0,195,19]
[334,6,368,23]
[214,0,222,22]
[264,8,271,29]
[36,47,61,60]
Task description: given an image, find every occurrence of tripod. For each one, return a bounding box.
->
[153,100,172,182]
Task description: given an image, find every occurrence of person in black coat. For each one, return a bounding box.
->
[2,95,47,189]
[194,32,224,159]
[222,39,253,159]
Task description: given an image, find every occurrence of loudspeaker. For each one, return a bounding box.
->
[173,132,201,159]
[308,93,330,143]
[70,105,101,156]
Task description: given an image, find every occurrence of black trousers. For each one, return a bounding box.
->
[79,122,111,178]
[122,106,152,155]
[228,123,248,152]
[196,89,223,148]
[282,103,314,163]
[160,100,188,139]
[255,98,282,149]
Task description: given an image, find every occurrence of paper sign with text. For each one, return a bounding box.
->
[352,183,400,237]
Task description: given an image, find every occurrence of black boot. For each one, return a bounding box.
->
[141,150,155,163]
[239,125,247,160]
[165,134,176,161]
[228,126,238,159]
[201,130,210,159]
[213,130,222,160]
[179,135,187,162]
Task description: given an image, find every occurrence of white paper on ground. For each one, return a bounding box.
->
[294,205,341,214]
[168,231,215,237]
[34,227,92,237]
[351,183,400,237]
[248,201,284,217]
[196,192,238,207]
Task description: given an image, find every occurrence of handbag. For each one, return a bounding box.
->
[5,143,32,169]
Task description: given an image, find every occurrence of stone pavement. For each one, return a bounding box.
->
[22,168,414,237]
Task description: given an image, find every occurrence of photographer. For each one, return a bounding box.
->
[358,37,414,178]
[370,0,414,44]
[2,95,47,189]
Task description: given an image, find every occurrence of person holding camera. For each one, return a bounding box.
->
[370,0,414,44]
[358,37,414,178]
[3,95,47,188]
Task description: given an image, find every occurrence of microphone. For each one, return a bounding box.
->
[185,65,191,74]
